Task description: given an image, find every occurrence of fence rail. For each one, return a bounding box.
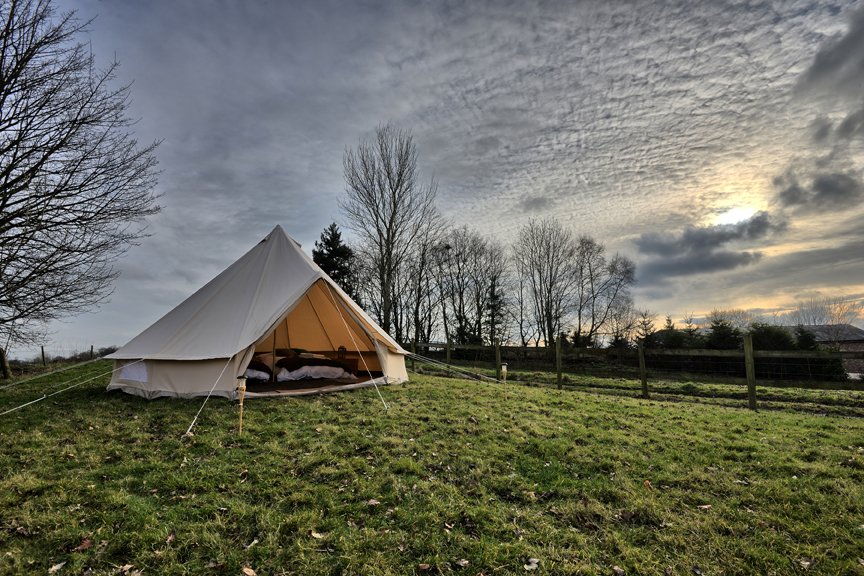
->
[409,339,864,410]
[412,341,864,360]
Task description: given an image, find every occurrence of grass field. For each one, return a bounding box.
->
[415,361,864,418]
[1,361,863,575]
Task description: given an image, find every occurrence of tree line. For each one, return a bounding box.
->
[629,311,850,381]
[321,123,863,354]
[314,123,637,349]
[631,298,863,352]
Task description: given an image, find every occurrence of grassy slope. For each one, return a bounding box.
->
[0,362,863,575]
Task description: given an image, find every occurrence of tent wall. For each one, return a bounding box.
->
[375,341,408,383]
[105,227,408,399]
[257,281,375,354]
[105,275,409,399]
[107,353,249,399]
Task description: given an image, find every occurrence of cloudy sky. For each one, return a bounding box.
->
[28,0,864,356]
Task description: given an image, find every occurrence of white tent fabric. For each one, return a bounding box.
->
[107,225,407,399]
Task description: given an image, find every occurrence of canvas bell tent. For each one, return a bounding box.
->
[107,225,408,399]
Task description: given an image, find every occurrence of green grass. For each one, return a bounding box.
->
[414,361,864,418]
[1,361,863,575]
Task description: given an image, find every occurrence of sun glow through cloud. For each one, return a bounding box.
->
[714,206,757,225]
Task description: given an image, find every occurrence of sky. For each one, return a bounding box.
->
[22,0,864,357]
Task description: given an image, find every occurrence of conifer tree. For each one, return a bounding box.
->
[312,223,360,304]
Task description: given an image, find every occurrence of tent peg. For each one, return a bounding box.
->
[237,376,247,435]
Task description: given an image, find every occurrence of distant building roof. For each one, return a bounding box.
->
[778,324,864,343]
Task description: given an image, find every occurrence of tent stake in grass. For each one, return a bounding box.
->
[237,377,247,435]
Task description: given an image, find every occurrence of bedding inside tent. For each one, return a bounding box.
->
[241,278,387,396]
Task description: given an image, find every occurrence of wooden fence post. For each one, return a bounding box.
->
[41,346,46,366]
[743,334,757,410]
[446,339,451,366]
[638,342,648,398]
[495,342,502,381]
[556,336,563,389]
[90,345,94,360]
[410,341,416,371]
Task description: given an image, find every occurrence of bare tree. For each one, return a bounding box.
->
[709,308,756,331]
[514,257,538,347]
[512,220,634,349]
[787,295,864,343]
[342,123,437,334]
[606,294,637,348]
[439,227,476,344]
[430,241,454,346]
[0,0,160,374]
[512,218,579,347]
[352,246,383,326]
[572,236,636,346]
[398,213,444,347]
[573,236,604,342]
[787,295,863,326]
[435,226,510,345]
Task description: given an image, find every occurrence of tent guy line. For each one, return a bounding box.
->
[0,357,102,392]
[405,352,506,385]
[0,360,137,417]
[183,355,234,438]
[323,280,389,410]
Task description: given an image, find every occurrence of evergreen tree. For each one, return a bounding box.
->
[663,315,675,331]
[659,315,686,349]
[635,309,658,347]
[749,323,796,350]
[312,223,360,303]
[608,333,631,349]
[794,325,818,350]
[682,314,703,348]
[571,330,593,347]
[704,318,742,349]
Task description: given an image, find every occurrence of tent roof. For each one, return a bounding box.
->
[109,225,402,360]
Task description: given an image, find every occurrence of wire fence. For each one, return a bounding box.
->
[407,340,864,417]
[3,344,117,379]
[411,341,864,390]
